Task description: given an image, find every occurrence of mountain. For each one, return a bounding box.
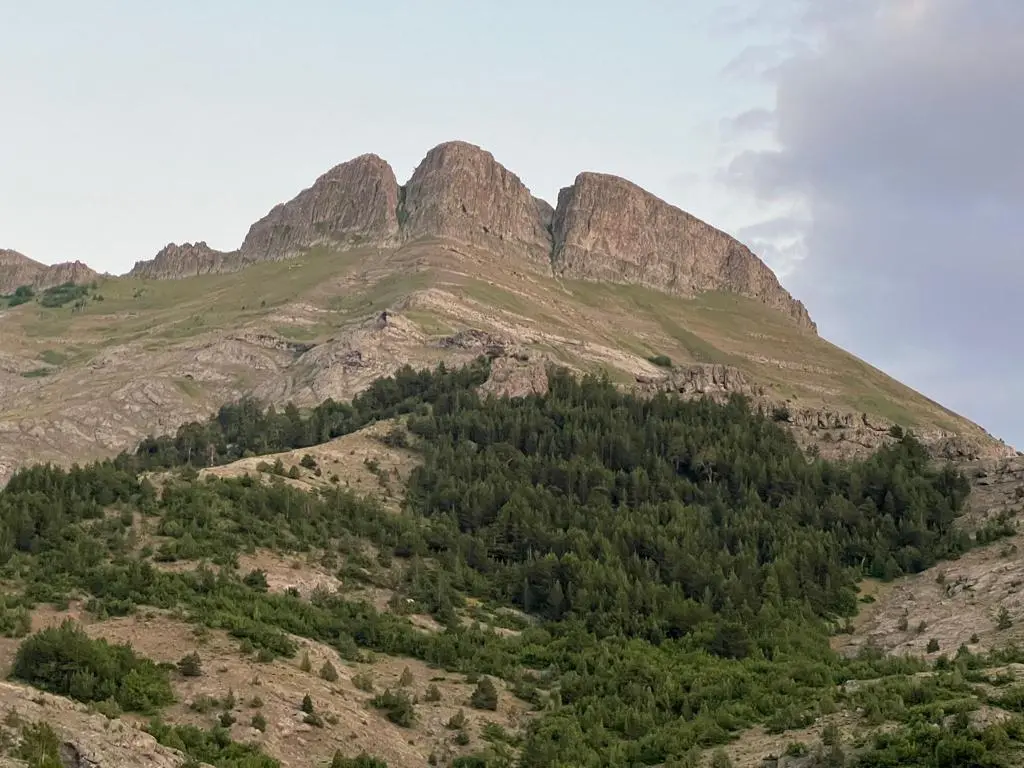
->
[126,141,813,330]
[2,140,1024,768]
[0,249,98,294]
[0,139,1013,488]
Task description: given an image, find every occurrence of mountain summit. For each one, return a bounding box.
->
[125,140,814,331]
[0,140,1013,488]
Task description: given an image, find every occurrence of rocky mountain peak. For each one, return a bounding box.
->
[130,241,230,279]
[113,141,814,329]
[0,249,98,294]
[400,141,554,264]
[550,172,815,331]
[238,152,400,263]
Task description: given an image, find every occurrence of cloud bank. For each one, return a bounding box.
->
[728,0,1024,447]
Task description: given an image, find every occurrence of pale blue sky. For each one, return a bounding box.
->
[0,1,773,273]
[2,1,1021,449]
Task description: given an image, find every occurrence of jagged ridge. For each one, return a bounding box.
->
[0,249,99,294]
[122,141,815,330]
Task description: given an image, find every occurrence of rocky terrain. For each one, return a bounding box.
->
[114,140,812,330]
[0,137,1015,486]
[1,140,1023,766]
[0,249,98,294]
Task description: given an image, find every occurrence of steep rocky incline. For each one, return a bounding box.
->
[129,241,231,278]
[400,141,554,264]
[0,249,98,293]
[551,172,815,331]
[238,153,400,263]
[119,141,813,330]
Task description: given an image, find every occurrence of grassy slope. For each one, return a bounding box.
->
[0,241,986,440]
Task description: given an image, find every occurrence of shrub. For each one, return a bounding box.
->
[300,454,318,470]
[330,753,389,768]
[300,651,312,673]
[469,677,498,711]
[177,652,203,677]
[998,606,1013,630]
[251,713,267,732]
[398,667,414,687]
[320,661,339,682]
[370,689,416,727]
[12,621,173,714]
[352,671,375,692]
[301,694,314,714]
[647,354,672,368]
[423,684,441,702]
[244,569,269,592]
[927,638,941,653]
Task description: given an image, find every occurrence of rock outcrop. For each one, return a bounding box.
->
[238,153,400,263]
[550,172,815,331]
[0,249,98,293]
[129,241,231,278]
[400,141,553,265]
[115,141,814,330]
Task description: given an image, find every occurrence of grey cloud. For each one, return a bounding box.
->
[728,0,1024,447]
[722,107,777,138]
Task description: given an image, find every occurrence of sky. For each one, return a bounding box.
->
[1,1,1020,448]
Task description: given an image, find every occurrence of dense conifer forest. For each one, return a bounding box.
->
[0,359,1021,767]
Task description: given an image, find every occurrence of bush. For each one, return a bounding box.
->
[998,606,1013,630]
[370,689,416,727]
[15,721,62,767]
[251,713,267,732]
[330,753,389,768]
[320,661,339,682]
[12,621,173,714]
[244,569,270,592]
[301,694,314,714]
[647,354,672,368]
[178,652,203,677]
[300,454,318,470]
[423,684,441,702]
[927,638,941,653]
[352,671,375,692]
[469,677,498,711]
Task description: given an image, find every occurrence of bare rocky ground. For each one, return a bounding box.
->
[196,418,420,513]
[835,457,1024,659]
[1,240,1013,488]
[0,603,527,768]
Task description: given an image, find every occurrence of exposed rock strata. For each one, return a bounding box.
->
[119,141,814,330]
[130,241,230,278]
[551,173,815,330]
[400,141,553,264]
[239,153,400,263]
[0,249,98,293]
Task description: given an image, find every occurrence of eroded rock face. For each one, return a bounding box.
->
[550,172,816,331]
[0,249,98,293]
[635,363,760,398]
[239,153,400,263]
[400,141,553,264]
[130,241,231,279]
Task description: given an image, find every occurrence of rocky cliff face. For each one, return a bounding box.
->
[550,173,815,331]
[0,249,98,294]
[129,241,231,279]
[400,141,553,264]
[118,141,813,330]
[238,153,400,263]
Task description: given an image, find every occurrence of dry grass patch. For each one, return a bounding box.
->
[199,418,420,511]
